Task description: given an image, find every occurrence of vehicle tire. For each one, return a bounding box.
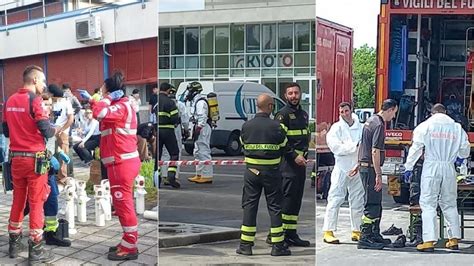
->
[224,132,242,156]
[393,185,410,204]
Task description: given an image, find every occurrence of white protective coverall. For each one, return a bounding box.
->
[404,113,470,242]
[162,100,189,178]
[323,113,365,232]
[192,93,213,177]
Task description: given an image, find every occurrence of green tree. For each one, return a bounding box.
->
[353,44,376,108]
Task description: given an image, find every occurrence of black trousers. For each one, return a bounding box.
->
[360,166,382,220]
[241,167,284,244]
[158,129,179,183]
[280,158,306,233]
[73,135,100,163]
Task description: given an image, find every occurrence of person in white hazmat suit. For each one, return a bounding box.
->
[403,103,470,252]
[162,86,189,183]
[185,82,213,184]
[322,102,365,244]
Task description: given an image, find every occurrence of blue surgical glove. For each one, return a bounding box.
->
[78,89,92,101]
[402,170,413,183]
[50,156,60,171]
[58,150,71,165]
[109,90,124,101]
[455,157,465,167]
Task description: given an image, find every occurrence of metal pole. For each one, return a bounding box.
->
[414,14,422,126]
[464,27,474,120]
[4,4,8,35]
[42,0,47,28]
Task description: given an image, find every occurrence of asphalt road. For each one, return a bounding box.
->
[159,151,315,265]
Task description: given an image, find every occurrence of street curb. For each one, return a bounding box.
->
[159,223,240,248]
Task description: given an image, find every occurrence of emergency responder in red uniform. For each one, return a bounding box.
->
[80,72,141,261]
[3,65,56,263]
[273,82,311,247]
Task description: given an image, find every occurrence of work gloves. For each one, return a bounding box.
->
[78,89,92,101]
[109,90,124,101]
[455,157,465,167]
[402,170,413,183]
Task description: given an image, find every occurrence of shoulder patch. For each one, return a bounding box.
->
[276,114,284,121]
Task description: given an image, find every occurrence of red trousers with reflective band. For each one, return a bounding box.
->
[8,157,50,242]
[108,157,141,252]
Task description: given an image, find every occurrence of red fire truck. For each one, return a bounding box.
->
[315,17,354,198]
[375,0,474,203]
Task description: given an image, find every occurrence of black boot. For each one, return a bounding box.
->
[44,231,71,247]
[406,224,423,247]
[8,233,25,258]
[373,220,391,246]
[28,239,54,264]
[357,223,385,250]
[271,242,291,256]
[236,243,253,255]
[285,232,310,247]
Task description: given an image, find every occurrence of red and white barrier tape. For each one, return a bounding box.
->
[158,159,316,166]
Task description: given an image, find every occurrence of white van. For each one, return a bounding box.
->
[176,81,286,156]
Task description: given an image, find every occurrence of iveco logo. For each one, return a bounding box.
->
[386,132,403,137]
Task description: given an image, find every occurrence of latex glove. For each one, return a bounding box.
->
[402,170,413,183]
[78,90,91,101]
[50,156,60,171]
[109,90,124,101]
[455,157,465,167]
[194,126,203,135]
[58,150,71,165]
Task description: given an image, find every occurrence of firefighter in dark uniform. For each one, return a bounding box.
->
[274,82,311,247]
[237,94,291,257]
[357,99,398,250]
[157,82,180,188]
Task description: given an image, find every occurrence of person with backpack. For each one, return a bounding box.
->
[185,81,213,184]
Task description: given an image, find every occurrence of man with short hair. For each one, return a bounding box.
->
[237,93,291,256]
[274,82,311,247]
[404,103,470,252]
[3,65,56,263]
[357,99,398,250]
[322,102,364,244]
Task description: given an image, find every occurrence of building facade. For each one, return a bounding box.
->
[159,0,316,117]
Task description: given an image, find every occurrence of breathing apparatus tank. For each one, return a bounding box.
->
[207,92,220,126]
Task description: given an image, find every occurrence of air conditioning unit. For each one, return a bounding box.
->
[76,16,102,43]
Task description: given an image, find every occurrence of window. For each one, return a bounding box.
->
[295,22,310,51]
[186,27,199,54]
[246,24,260,52]
[231,24,245,53]
[262,24,276,52]
[279,23,293,51]
[159,57,170,69]
[159,28,170,55]
[171,28,184,55]
[215,26,229,54]
[186,56,199,69]
[200,56,214,68]
[200,27,214,54]
[216,55,229,68]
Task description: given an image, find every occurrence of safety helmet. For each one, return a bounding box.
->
[168,85,177,99]
[187,81,203,92]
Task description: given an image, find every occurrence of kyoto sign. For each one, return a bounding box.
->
[391,0,474,9]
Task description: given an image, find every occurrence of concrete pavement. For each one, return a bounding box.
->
[0,155,158,265]
[316,183,474,266]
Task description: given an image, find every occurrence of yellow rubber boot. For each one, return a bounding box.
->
[188,175,201,182]
[416,241,435,252]
[351,231,361,242]
[194,176,213,184]
[446,239,459,250]
[323,231,340,244]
